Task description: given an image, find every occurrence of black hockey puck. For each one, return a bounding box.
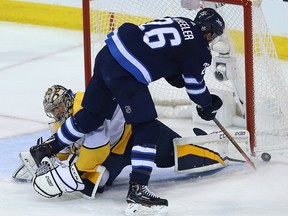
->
[261,152,271,162]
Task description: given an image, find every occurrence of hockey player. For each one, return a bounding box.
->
[39,85,134,197]
[29,8,225,215]
[14,85,182,198]
[14,85,228,201]
[14,84,134,197]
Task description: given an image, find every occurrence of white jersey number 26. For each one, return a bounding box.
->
[140,18,181,49]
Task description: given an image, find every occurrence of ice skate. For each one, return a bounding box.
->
[125,183,168,216]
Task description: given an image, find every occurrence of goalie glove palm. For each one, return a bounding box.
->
[196,94,223,121]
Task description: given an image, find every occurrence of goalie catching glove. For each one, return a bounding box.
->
[196,94,222,121]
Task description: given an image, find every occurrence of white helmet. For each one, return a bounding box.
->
[43,85,74,124]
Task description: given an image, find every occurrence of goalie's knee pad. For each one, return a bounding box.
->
[32,157,85,198]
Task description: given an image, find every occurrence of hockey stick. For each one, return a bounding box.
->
[213,117,256,170]
[193,127,208,136]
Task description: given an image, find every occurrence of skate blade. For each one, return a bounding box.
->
[125,203,168,216]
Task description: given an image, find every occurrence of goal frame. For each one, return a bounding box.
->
[81,0,256,154]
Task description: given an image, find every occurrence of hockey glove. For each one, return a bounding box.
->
[165,74,185,88]
[30,135,57,167]
[196,94,223,121]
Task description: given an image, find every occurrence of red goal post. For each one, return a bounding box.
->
[208,0,255,154]
[82,0,288,154]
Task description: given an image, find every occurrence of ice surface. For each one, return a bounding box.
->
[1,22,288,216]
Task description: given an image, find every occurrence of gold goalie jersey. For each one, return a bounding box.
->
[49,92,132,196]
[50,92,131,153]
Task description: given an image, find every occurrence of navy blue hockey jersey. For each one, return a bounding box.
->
[105,17,212,106]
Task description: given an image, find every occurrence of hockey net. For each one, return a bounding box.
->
[82,0,288,153]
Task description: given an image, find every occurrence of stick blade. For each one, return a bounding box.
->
[193,128,208,136]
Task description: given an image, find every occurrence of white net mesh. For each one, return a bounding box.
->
[87,0,288,152]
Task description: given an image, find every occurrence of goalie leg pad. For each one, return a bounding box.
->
[173,135,228,174]
[32,157,85,198]
[173,130,249,173]
[32,157,63,198]
[53,163,85,193]
[33,168,63,198]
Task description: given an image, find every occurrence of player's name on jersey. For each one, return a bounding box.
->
[173,17,194,40]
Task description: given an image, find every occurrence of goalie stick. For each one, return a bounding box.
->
[213,117,256,170]
[193,127,208,136]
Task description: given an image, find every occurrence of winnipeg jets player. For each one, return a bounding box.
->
[29,8,225,215]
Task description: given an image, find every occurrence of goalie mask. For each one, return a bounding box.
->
[194,8,225,42]
[43,85,74,124]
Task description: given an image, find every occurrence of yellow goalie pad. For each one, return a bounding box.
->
[173,130,250,173]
